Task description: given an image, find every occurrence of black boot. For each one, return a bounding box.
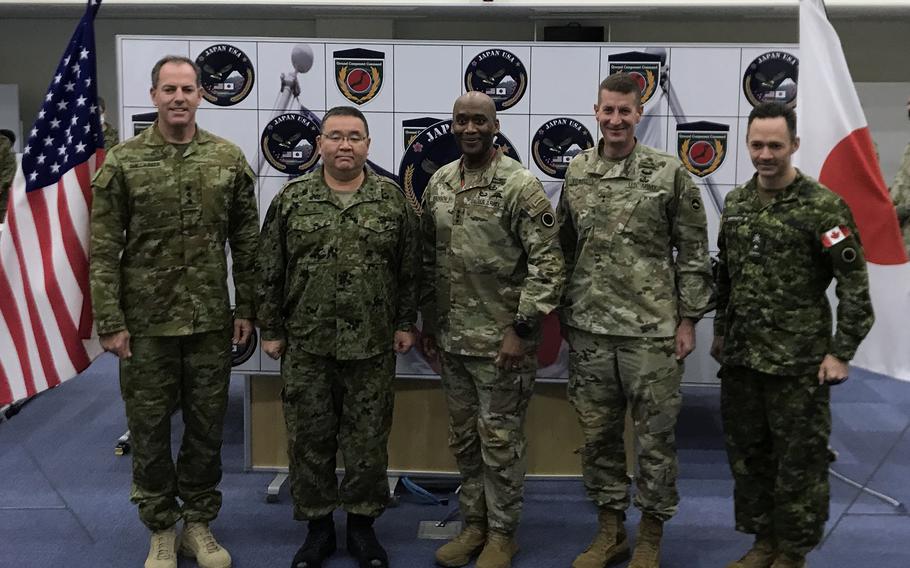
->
[291,515,336,568]
[346,513,389,568]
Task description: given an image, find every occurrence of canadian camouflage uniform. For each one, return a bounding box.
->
[715,171,874,557]
[558,140,714,522]
[0,134,15,221]
[90,122,259,531]
[102,120,120,152]
[420,150,564,535]
[890,141,910,255]
[258,165,418,521]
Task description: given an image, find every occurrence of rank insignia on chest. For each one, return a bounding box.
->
[749,233,762,258]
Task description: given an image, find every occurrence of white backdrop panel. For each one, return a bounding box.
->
[189,40,260,111]
[461,45,533,115]
[119,39,189,109]
[255,42,327,114]
[393,44,464,114]
[669,47,743,118]
[324,43,395,112]
[528,45,602,116]
[668,114,741,186]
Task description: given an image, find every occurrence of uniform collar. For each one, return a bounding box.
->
[747,168,808,207]
[142,120,213,157]
[444,148,503,192]
[309,165,383,209]
[586,138,642,180]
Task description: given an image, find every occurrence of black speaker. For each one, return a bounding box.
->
[543,24,604,43]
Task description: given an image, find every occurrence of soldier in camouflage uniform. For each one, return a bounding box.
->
[558,73,714,568]
[258,106,418,568]
[421,92,564,568]
[90,56,258,568]
[889,96,910,256]
[98,96,120,152]
[712,103,874,568]
[0,129,16,223]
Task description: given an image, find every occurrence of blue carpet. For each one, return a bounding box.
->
[1,359,908,567]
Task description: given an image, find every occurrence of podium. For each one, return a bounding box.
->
[245,374,635,478]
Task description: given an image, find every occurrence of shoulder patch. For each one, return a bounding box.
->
[821,225,850,248]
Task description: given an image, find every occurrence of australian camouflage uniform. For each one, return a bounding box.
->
[102,120,120,152]
[90,122,259,530]
[558,140,714,523]
[715,170,874,559]
[257,165,419,520]
[420,149,564,535]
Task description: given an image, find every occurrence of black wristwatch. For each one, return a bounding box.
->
[512,316,536,339]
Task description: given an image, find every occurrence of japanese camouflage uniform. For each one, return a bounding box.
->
[257,165,419,520]
[0,134,15,221]
[890,141,910,255]
[90,122,259,531]
[420,150,564,535]
[715,171,874,558]
[558,141,714,522]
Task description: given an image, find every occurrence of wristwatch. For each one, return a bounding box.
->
[511,316,536,339]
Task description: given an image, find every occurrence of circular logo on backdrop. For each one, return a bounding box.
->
[398,119,522,211]
[464,49,528,111]
[261,113,321,178]
[531,118,594,179]
[196,44,255,106]
[743,51,799,108]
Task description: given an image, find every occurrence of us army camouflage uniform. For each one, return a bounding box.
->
[102,120,120,152]
[0,134,15,221]
[558,140,714,522]
[420,150,564,535]
[258,165,418,521]
[90,122,259,531]
[715,171,874,557]
[890,141,910,255]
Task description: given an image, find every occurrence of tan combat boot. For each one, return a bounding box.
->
[572,509,630,568]
[726,535,777,568]
[475,531,519,568]
[179,522,232,568]
[434,524,486,567]
[627,514,663,568]
[770,553,807,568]
[144,526,177,568]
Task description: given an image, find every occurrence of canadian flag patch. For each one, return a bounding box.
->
[821,225,851,248]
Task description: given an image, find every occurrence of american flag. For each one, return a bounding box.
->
[0,0,105,407]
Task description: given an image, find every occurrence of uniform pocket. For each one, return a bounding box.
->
[201,165,235,224]
[288,214,334,264]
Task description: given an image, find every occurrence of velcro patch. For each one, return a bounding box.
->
[125,161,163,169]
[821,225,851,248]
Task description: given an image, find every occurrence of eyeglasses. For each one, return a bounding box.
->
[322,132,367,144]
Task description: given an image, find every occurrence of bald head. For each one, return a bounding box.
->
[454,91,497,119]
[452,91,500,166]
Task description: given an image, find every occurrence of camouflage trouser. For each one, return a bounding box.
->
[720,365,831,557]
[281,342,395,521]
[119,328,232,531]
[440,351,536,535]
[566,328,682,522]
